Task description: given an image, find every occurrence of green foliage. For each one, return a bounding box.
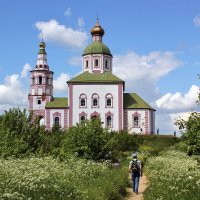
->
[144,150,200,200]
[62,118,111,161]
[0,156,128,200]
[176,112,200,155]
[0,108,65,158]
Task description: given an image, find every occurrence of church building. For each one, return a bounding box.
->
[28,20,155,134]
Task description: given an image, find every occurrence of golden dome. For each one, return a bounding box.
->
[90,19,105,36]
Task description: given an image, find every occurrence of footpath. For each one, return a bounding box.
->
[124,175,148,200]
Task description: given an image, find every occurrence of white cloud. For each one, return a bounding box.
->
[53,73,70,92]
[0,74,27,107]
[194,15,200,27]
[155,112,191,136]
[64,7,71,16]
[156,85,199,111]
[113,51,182,101]
[78,18,85,28]
[68,56,82,66]
[21,63,31,78]
[35,19,88,50]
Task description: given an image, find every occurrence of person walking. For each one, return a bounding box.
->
[129,153,142,194]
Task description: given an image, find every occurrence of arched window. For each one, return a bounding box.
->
[80,116,85,122]
[37,99,41,105]
[39,76,42,84]
[105,93,113,108]
[91,93,99,108]
[107,99,111,106]
[134,117,139,127]
[79,94,87,108]
[93,99,98,106]
[81,99,85,106]
[54,117,59,126]
[106,116,112,127]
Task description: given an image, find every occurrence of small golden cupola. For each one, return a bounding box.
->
[82,19,113,74]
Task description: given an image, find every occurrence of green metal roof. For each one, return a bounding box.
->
[38,49,47,55]
[45,98,68,108]
[82,41,112,56]
[123,93,155,110]
[67,71,124,83]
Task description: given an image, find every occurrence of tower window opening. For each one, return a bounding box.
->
[105,60,109,69]
[37,99,41,105]
[85,60,89,68]
[95,59,98,67]
[39,76,42,84]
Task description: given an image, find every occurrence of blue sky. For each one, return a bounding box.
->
[0,0,200,134]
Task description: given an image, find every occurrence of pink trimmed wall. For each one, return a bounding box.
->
[69,84,73,127]
[144,110,149,134]
[64,109,68,129]
[118,84,123,130]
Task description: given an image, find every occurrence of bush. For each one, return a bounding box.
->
[61,118,111,161]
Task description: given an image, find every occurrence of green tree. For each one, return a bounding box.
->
[176,112,200,155]
[62,118,111,161]
[176,75,200,155]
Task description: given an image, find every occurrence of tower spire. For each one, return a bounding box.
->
[35,41,49,70]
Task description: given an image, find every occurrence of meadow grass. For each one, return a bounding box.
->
[0,156,128,200]
[144,150,200,200]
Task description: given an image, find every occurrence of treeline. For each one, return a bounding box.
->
[0,108,142,161]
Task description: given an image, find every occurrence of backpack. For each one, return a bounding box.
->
[131,160,140,174]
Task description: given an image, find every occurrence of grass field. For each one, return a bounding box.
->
[144,150,200,200]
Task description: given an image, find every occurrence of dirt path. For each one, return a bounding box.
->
[124,175,148,200]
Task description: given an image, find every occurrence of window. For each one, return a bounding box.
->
[105,60,109,69]
[37,99,41,104]
[93,99,98,106]
[81,99,85,106]
[39,76,42,84]
[106,116,112,127]
[95,59,98,67]
[106,99,111,106]
[105,93,113,108]
[91,93,99,108]
[54,117,59,126]
[80,116,85,122]
[134,117,139,127]
[85,60,89,68]
[79,94,87,108]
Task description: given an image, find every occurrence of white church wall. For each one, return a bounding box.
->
[48,109,66,129]
[126,109,152,134]
[70,84,122,131]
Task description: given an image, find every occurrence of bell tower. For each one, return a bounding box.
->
[28,41,54,118]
